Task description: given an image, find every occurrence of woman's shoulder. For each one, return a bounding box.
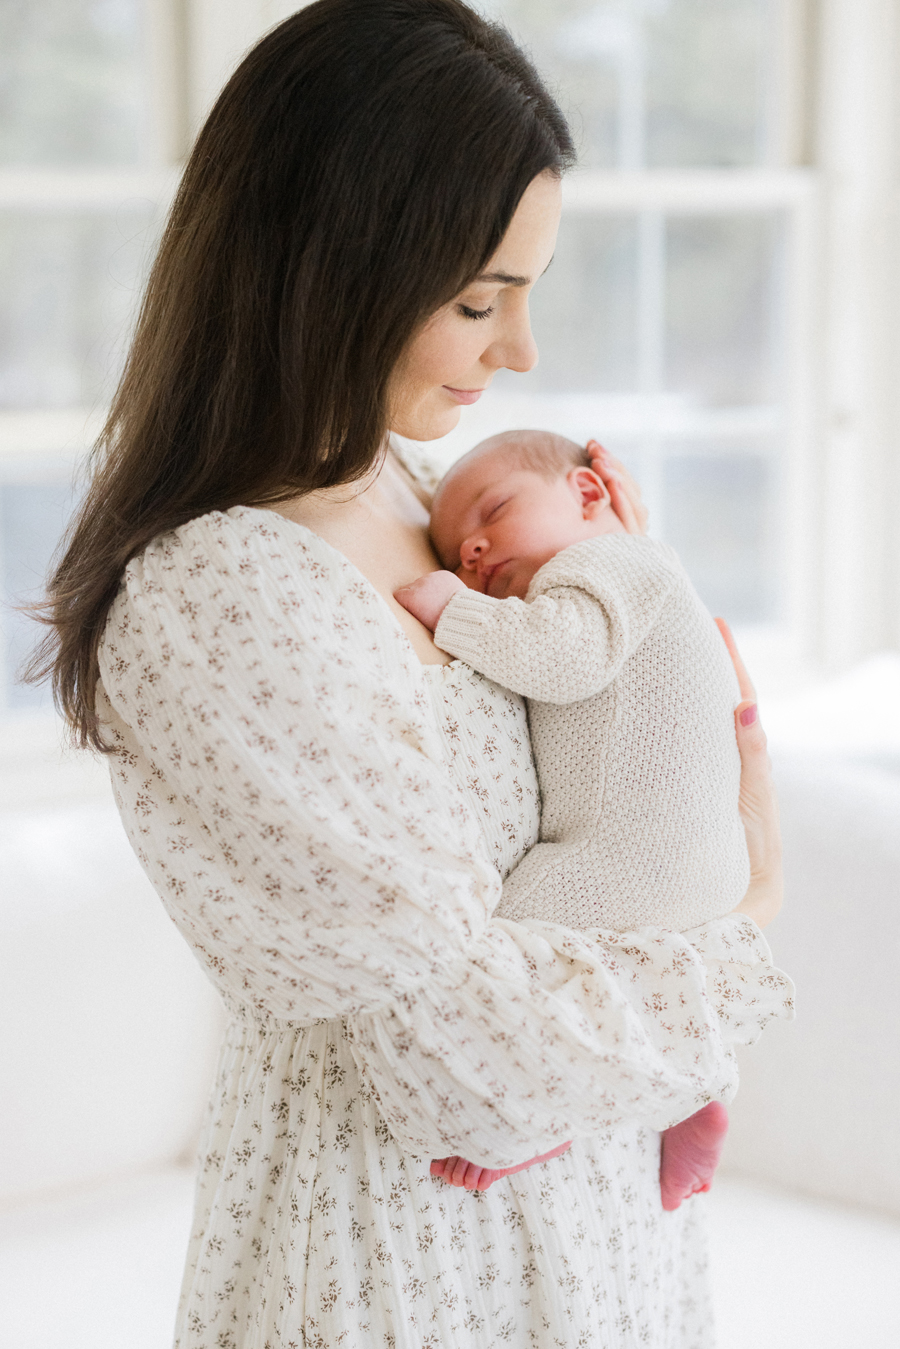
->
[130,505,349,593]
[103,505,410,675]
[116,504,393,624]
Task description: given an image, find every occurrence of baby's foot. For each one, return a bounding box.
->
[431,1141,572,1192]
[659,1101,729,1212]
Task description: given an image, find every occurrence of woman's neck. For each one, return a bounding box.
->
[269,450,452,665]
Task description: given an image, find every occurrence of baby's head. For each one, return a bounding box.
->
[430,429,624,599]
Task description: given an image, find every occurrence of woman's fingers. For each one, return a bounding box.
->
[714,618,756,703]
[715,620,783,929]
[587,439,649,535]
[607,474,640,534]
[716,618,770,822]
[587,440,640,498]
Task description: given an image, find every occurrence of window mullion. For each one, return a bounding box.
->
[815,0,900,664]
[144,0,192,166]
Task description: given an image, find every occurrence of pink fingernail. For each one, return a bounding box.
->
[739,704,758,727]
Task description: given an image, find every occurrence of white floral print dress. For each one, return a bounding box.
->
[97,505,793,1348]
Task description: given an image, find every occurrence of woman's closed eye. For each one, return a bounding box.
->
[458,303,495,321]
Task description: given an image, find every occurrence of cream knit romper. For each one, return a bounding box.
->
[433,534,749,932]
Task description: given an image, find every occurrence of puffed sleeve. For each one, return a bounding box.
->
[434,535,679,703]
[99,508,793,1168]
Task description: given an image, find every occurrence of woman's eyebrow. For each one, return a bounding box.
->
[475,256,554,287]
[476,270,530,286]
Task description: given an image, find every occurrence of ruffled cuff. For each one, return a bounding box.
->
[685,914,795,1046]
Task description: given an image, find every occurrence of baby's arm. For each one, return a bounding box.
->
[401,537,677,704]
[395,570,466,631]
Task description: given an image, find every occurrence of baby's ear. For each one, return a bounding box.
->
[568,466,612,518]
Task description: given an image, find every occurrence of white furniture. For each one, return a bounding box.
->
[0,796,223,1206]
[725,751,900,1215]
[2,656,899,1344]
[2,737,899,1216]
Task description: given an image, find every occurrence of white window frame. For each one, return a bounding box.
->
[1,0,898,763]
[0,0,300,789]
[557,167,820,689]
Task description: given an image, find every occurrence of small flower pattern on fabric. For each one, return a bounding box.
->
[95,503,793,1348]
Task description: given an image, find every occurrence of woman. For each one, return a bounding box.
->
[34,2,791,1344]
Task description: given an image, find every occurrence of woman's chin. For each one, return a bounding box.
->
[391,403,462,442]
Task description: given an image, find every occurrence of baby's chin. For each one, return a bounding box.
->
[488,566,536,600]
[453,565,535,599]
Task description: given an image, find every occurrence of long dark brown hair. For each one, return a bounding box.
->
[28,0,574,748]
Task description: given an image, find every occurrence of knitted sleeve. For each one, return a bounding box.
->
[434,535,679,704]
[98,509,793,1166]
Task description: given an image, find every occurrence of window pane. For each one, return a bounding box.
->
[485,0,772,168]
[0,207,159,409]
[665,214,784,406]
[0,0,146,166]
[1,476,77,710]
[508,213,639,394]
[662,451,778,622]
[645,0,770,167]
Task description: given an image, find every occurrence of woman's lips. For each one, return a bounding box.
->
[443,386,484,405]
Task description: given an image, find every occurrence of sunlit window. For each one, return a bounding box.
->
[0,0,147,165]
[1,0,892,736]
[494,0,773,170]
[429,0,807,641]
[0,0,165,715]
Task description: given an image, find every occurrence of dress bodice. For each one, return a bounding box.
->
[422,661,539,882]
[96,505,792,1349]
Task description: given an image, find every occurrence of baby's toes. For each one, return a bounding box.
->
[474,1168,506,1191]
[463,1163,486,1190]
[447,1156,473,1188]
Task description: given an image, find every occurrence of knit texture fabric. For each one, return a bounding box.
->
[434,534,749,932]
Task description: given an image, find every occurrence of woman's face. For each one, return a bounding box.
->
[388,171,562,441]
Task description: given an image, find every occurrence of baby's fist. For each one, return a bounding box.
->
[394,570,465,632]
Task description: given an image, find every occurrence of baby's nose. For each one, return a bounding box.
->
[460,535,487,567]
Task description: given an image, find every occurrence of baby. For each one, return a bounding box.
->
[396,429,747,1211]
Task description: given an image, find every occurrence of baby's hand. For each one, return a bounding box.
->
[394,570,466,632]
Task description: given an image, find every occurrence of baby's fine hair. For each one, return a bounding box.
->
[451,429,591,482]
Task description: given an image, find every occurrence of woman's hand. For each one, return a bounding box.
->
[587,440,649,536]
[716,619,783,930]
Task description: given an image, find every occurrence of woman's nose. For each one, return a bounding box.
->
[489,302,538,374]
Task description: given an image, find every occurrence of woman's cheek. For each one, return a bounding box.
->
[431,316,485,385]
